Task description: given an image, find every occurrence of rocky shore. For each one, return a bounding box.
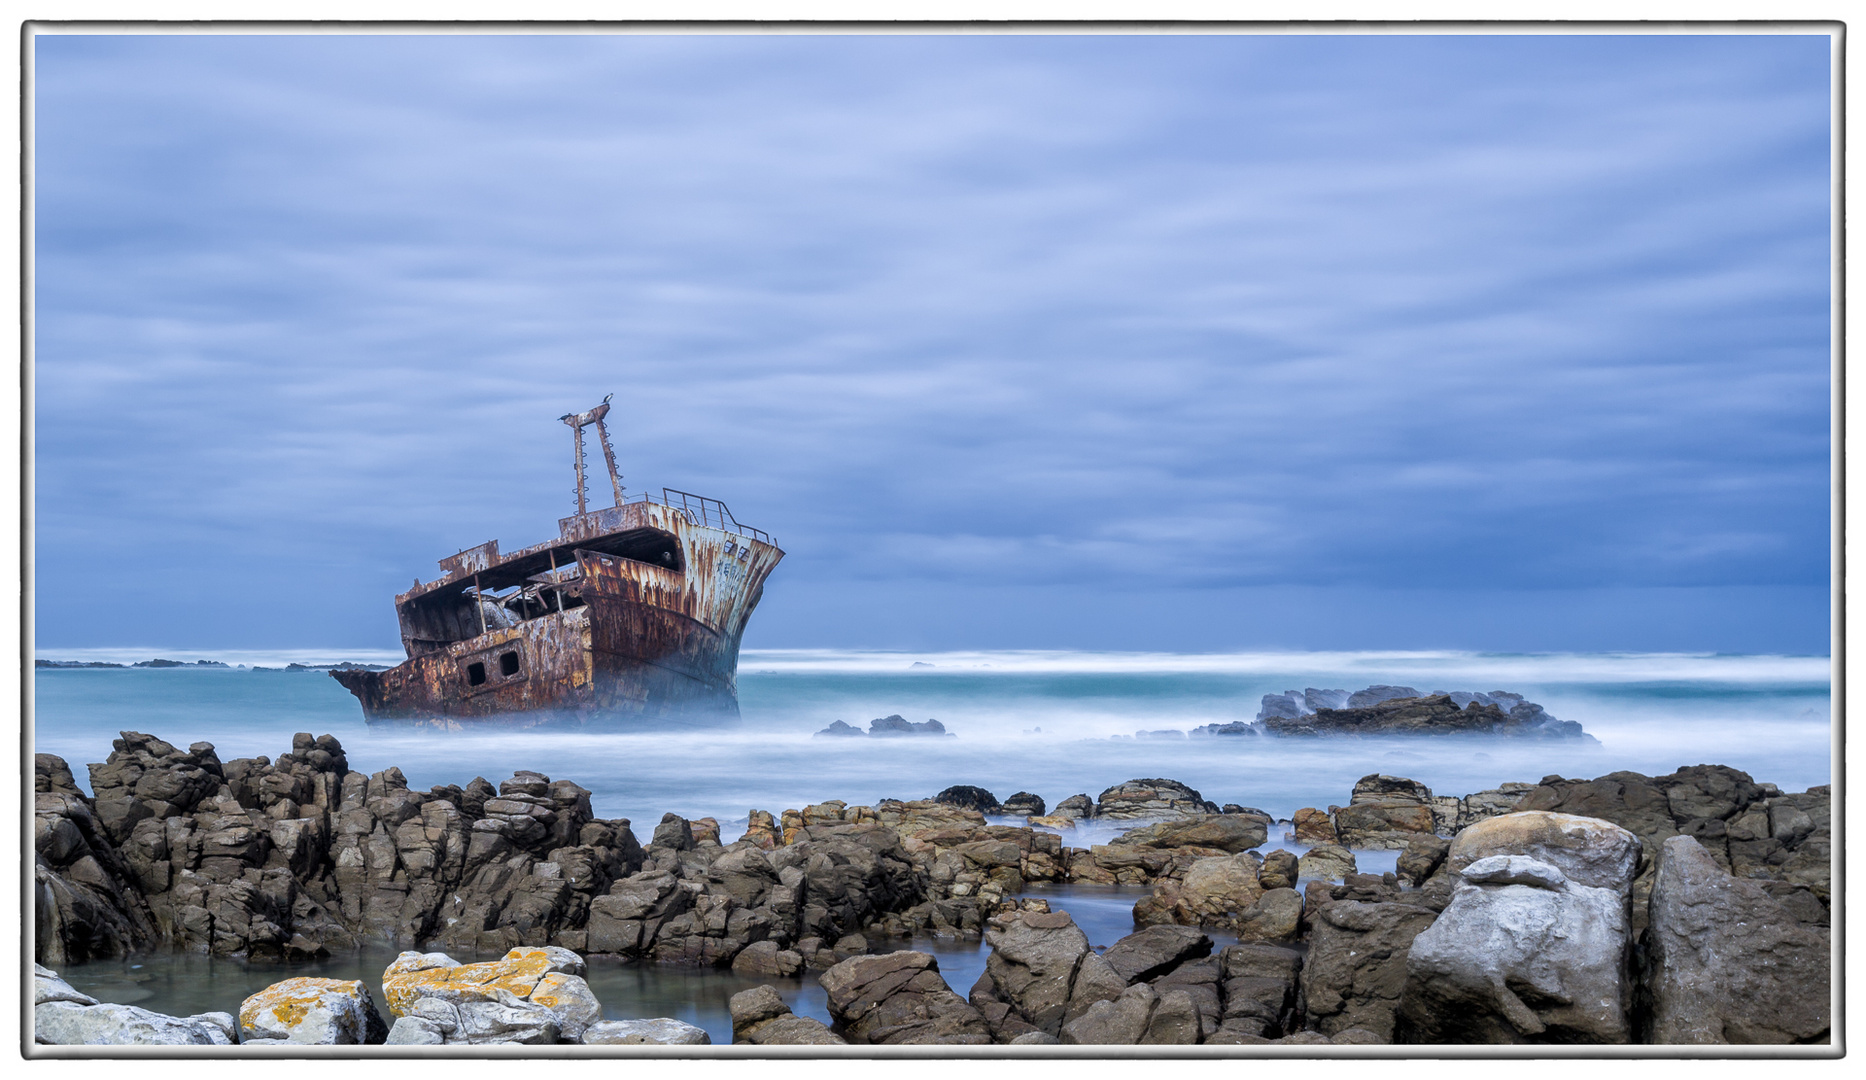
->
[34,730,1829,1047]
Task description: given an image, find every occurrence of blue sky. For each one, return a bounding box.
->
[32,32,1833,654]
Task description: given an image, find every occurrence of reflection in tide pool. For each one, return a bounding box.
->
[54,884,1170,1044]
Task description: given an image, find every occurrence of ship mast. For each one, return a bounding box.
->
[560,395,626,513]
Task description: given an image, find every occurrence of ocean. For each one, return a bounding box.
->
[32,648,1835,831]
[33,648,1832,1041]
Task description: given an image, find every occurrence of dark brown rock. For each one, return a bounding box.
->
[819,950,990,1044]
[1300,900,1438,1040]
[1644,835,1830,1044]
[1101,924,1212,983]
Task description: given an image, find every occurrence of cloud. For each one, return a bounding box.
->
[30,32,1833,649]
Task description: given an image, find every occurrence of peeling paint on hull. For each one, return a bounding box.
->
[332,498,782,729]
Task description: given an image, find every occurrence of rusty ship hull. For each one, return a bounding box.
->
[332,497,782,728]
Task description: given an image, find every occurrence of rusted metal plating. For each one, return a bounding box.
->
[332,401,782,727]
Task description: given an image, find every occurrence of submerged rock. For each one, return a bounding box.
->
[1269,695,1588,740]
[870,715,949,737]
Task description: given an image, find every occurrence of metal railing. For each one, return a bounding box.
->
[610,489,773,545]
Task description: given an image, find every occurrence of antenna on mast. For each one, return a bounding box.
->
[559,395,626,514]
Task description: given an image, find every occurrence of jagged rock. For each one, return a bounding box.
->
[651,813,695,851]
[869,715,947,737]
[1093,779,1219,820]
[819,950,990,1044]
[581,1018,712,1044]
[1027,814,1075,831]
[1268,694,1585,740]
[35,757,157,966]
[1109,814,1266,853]
[731,940,803,977]
[1291,807,1336,844]
[380,947,594,1044]
[1217,943,1303,1039]
[1193,721,1260,736]
[730,984,844,1045]
[1052,794,1095,819]
[934,785,1002,814]
[1141,988,1203,1044]
[1134,852,1262,927]
[1300,900,1437,1040]
[1349,685,1422,707]
[814,720,863,737]
[1513,767,1827,935]
[740,810,780,849]
[973,910,1125,1039]
[238,977,387,1044]
[1102,924,1212,983]
[1328,774,1441,849]
[1146,954,1222,1038]
[1232,888,1303,942]
[1297,843,1356,882]
[1059,983,1158,1044]
[1056,981,1199,1045]
[1258,691,1308,720]
[1457,784,1536,830]
[1396,835,1451,886]
[1352,774,1434,805]
[1644,835,1830,1044]
[1257,849,1299,891]
[1000,792,1046,817]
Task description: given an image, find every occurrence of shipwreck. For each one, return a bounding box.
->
[331,398,783,727]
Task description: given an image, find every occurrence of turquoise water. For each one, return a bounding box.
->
[33,649,1834,831]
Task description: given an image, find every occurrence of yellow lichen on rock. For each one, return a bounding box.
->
[238,976,382,1044]
[380,948,560,1017]
[269,1000,311,1029]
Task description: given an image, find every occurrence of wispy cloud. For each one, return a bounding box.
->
[32,32,1831,649]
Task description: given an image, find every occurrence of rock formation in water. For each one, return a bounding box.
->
[814,714,951,737]
[1256,686,1587,739]
[32,732,1832,1048]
